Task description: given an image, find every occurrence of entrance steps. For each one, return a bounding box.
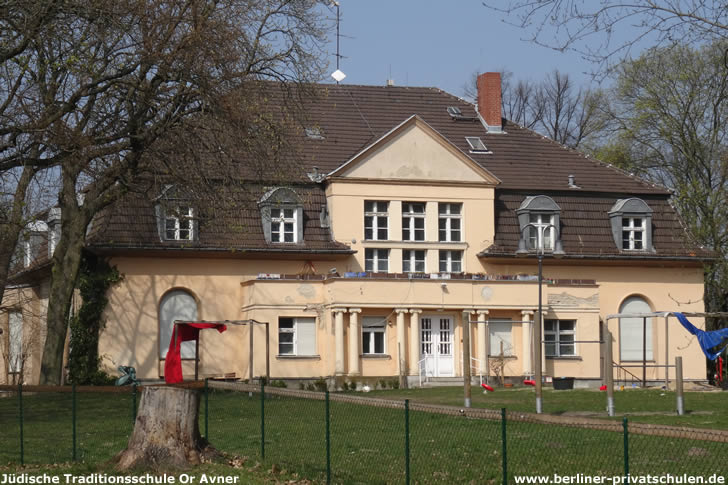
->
[418,377,478,388]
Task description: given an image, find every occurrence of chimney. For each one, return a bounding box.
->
[477,72,503,133]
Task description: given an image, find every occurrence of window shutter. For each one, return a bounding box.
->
[488,320,512,356]
[9,311,23,373]
[619,297,653,361]
[296,318,316,355]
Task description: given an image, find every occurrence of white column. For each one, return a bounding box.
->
[334,309,346,375]
[348,308,362,376]
[408,309,422,374]
[395,309,408,377]
[477,310,489,374]
[522,310,533,376]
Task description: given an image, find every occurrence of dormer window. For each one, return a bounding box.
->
[164,206,195,241]
[609,199,654,252]
[515,195,564,254]
[528,213,554,250]
[259,187,304,244]
[270,207,298,243]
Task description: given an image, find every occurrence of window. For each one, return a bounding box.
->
[364,201,389,240]
[365,248,389,272]
[402,202,425,241]
[159,290,198,359]
[439,250,462,273]
[515,195,563,254]
[438,203,462,242]
[466,137,488,152]
[544,319,576,357]
[8,311,22,373]
[362,316,386,355]
[278,317,316,356]
[271,207,298,243]
[164,207,194,241]
[527,213,554,250]
[622,217,645,250]
[608,198,653,252]
[403,249,426,273]
[259,187,304,244]
[619,296,653,361]
[489,319,512,356]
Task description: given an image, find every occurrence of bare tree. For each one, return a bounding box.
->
[483,1,728,73]
[1,0,333,385]
[603,42,728,323]
[462,69,607,148]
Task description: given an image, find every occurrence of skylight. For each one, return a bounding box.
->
[305,127,325,140]
[466,137,489,153]
[447,106,462,117]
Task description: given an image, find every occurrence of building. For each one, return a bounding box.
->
[2,73,712,386]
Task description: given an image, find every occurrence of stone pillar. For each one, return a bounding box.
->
[333,309,346,375]
[477,310,489,374]
[408,309,422,374]
[395,309,408,377]
[521,310,534,376]
[348,308,362,376]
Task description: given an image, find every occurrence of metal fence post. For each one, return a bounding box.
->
[204,378,209,440]
[501,408,507,485]
[132,384,138,423]
[623,417,629,480]
[260,381,265,460]
[325,390,331,484]
[405,399,410,485]
[18,383,24,465]
[72,384,77,461]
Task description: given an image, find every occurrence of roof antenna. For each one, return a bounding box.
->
[330,1,346,83]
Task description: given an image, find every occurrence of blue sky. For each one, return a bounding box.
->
[325,0,605,97]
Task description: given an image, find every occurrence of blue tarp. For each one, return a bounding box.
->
[675,312,728,361]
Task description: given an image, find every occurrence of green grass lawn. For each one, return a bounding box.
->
[364,385,728,429]
[2,386,728,483]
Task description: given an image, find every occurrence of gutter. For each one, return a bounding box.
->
[478,251,714,263]
[88,244,355,255]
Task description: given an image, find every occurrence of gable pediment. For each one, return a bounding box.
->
[328,116,500,185]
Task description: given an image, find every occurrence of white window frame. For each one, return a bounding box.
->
[465,137,489,153]
[622,217,646,251]
[164,207,194,241]
[271,206,298,243]
[365,248,389,272]
[619,297,653,361]
[438,203,462,242]
[544,319,576,357]
[364,201,389,241]
[403,249,426,273]
[278,317,316,356]
[402,202,426,241]
[362,316,386,355]
[527,213,555,250]
[439,250,462,273]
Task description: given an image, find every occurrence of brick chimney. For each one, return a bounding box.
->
[477,72,503,133]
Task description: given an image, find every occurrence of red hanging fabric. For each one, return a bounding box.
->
[164,322,227,384]
[719,356,724,384]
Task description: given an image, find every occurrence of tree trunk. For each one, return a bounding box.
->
[116,386,215,470]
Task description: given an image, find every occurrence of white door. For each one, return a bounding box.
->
[420,316,454,377]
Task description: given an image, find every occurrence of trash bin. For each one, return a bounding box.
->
[553,377,574,390]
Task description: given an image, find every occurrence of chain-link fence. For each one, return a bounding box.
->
[1,382,728,483]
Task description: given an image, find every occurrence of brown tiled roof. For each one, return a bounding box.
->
[481,192,713,260]
[272,83,668,194]
[87,184,351,255]
[87,82,699,258]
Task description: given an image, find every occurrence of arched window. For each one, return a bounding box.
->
[619,296,653,361]
[159,290,198,359]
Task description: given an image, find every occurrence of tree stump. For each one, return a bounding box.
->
[116,386,214,470]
